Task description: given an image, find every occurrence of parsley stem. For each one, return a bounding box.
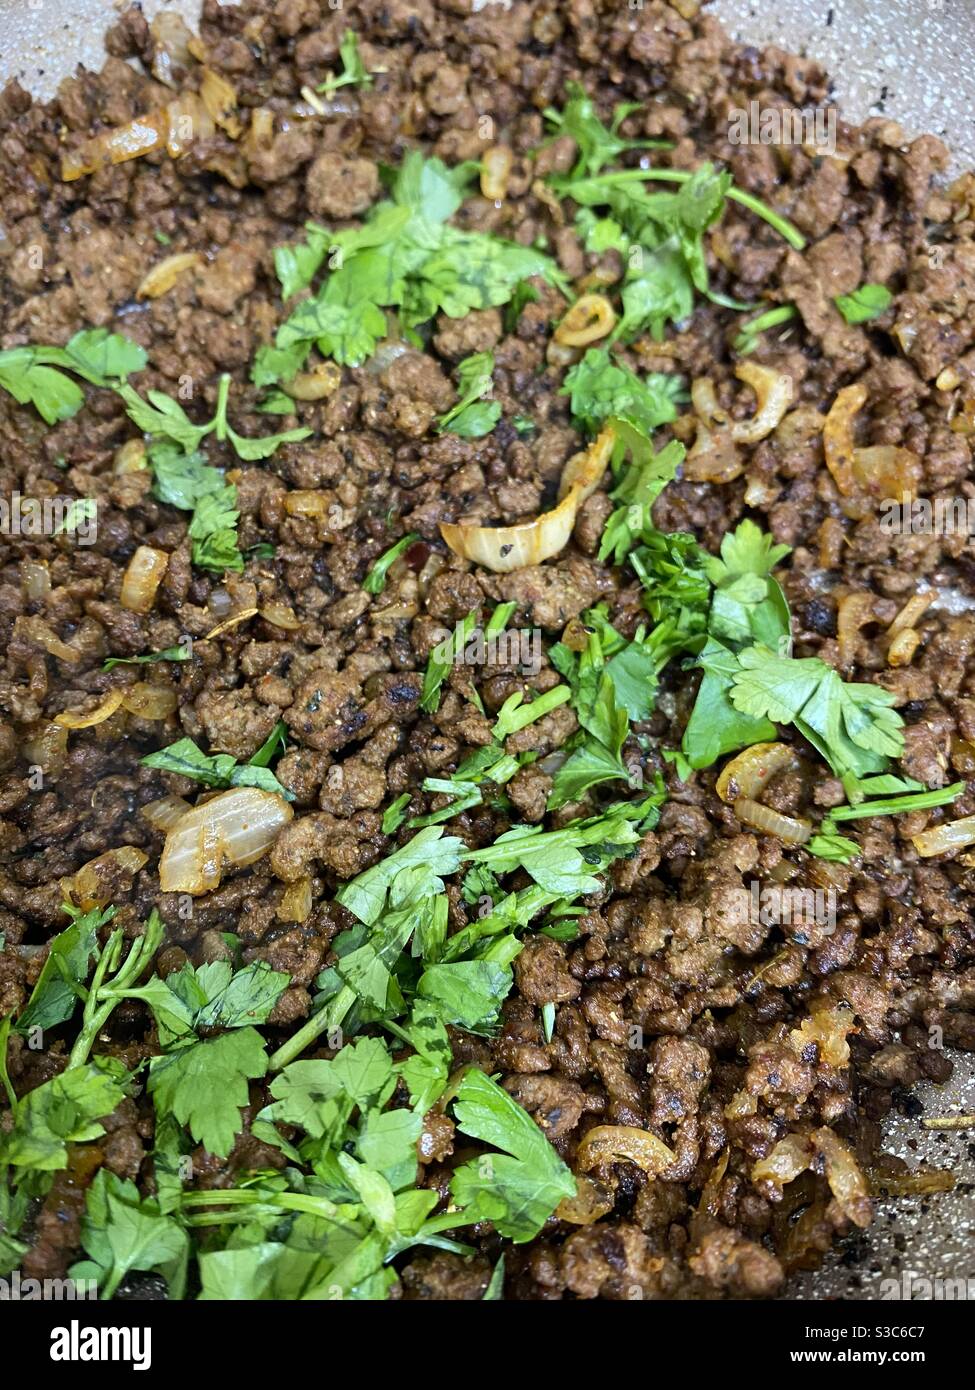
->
[267,985,355,1072]
[180,1188,342,1221]
[581,169,807,250]
[830,781,964,821]
[67,913,163,1070]
[213,373,232,442]
[0,1015,17,1115]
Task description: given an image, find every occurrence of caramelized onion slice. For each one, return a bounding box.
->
[823,383,866,496]
[728,362,795,444]
[715,742,798,803]
[141,795,192,832]
[123,684,178,720]
[811,1127,872,1228]
[912,814,975,858]
[67,847,149,910]
[121,546,169,614]
[555,1174,614,1225]
[159,787,293,895]
[734,797,811,844]
[137,253,203,300]
[440,425,615,573]
[56,690,126,729]
[575,1124,675,1176]
[752,1133,814,1192]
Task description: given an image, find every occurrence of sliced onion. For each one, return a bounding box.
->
[734,797,811,844]
[56,690,126,729]
[141,794,192,832]
[67,847,149,910]
[889,592,932,636]
[259,600,301,631]
[151,11,196,86]
[685,420,743,483]
[554,294,617,347]
[113,439,148,475]
[159,787,294,895]
[715,742,798,803]
[121,546,169,614]
[440,425,615,573]
[480,144,513,201]
[22,720,69,774]
[789,1005,855,1068]
[283,361,341,401]
[21,560,51,602]
[912,814,975,858]
[575,1124,675,1176]
[166,94,215,158]
[200,67,242,138]
[137,252,203,300]
[811,1127,871,1228]
[123,684,177,720]
[284,490,332,518]
[823,383,865,496]
[202,607,258,641]
[555,1173,613,1225]
[62,110,169,180]
[836,592,873,669]
[277,876,313,923]
[887,628,920,667]
[852,444,921,503]
[19,616,81,663]
[865,1166,955,1196]
[727,363,795,444]
[752,1133,814,1192]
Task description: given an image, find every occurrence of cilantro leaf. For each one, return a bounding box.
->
[450,1069,576,1241]
[147,1027,268,1158]
[335,826,465,925]
[0,329,147,425]
[598,433,684,566]
[420,608,479,713]
[834,283,893,325]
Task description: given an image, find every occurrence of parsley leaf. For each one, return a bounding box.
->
[103,643,191,672]
[71,1169,189,1300]
[317,28,374,98]
[834,283,893,325]
[0,329,147,424]
[15,905,115,1036]
[438,352,501,438]
[0,1066,127,1172]
[148,1027,268,1159]
[417,960,512,1033]
[562,347,683,437]
[543,82,669,178]
[450,1068,576,1241]
[363,533,419,594]
[141,735,293,800]
[598,431,685,566]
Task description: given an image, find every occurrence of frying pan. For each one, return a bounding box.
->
[0,0,972,1299]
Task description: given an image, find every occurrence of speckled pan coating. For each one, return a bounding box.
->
[0,0,972,1299]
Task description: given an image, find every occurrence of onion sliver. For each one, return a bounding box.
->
[728,362,795,444]
[56,690,125,729]
[121,546,169,614]
[912,814,975,858]
[715,742,798,803]
[555,1174,613,1225]
[823,383,865,496]
[67,847,149,910]
[137,252,203,300]
[123,684,178,720]
[575,1124,675,1176]
[734,797,811,844]
[440,425,615,573]
[811,1127,871,1228]
[141,795,192,832]
[159,787,294,894]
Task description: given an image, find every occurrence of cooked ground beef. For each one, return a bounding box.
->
[0,0,973,1303]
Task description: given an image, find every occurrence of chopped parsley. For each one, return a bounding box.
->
[834,283,893,325]
[438,351,501,438]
